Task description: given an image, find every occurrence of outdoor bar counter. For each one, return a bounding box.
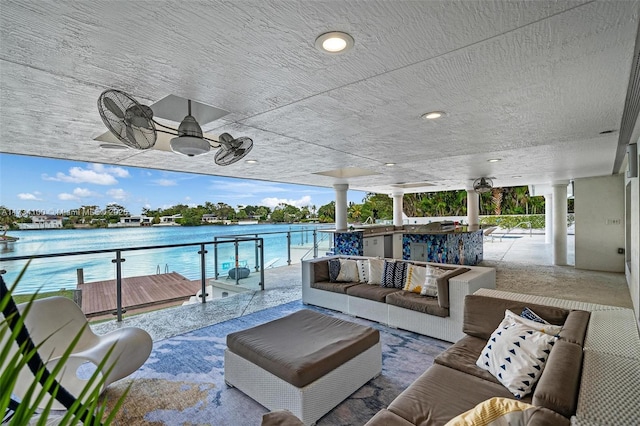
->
[329,222,483,266]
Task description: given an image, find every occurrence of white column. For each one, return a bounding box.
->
[552,182,568,265]
[544,194,553,244]
[466,190,480,231]
[392,191,404,226]
[333,183,349,231]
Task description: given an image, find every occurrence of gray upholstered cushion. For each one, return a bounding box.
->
[558,310,590,346]
[227,309,379,388]
[463,295,571,340]
[364,409,415,426]
[385,291,449,317]
[261,409,304,426]
[433,335,500,384]
[310,280,358,294]
[346,283,402,302]
[532,340,583,418]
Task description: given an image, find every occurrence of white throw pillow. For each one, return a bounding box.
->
[336,258,359,282]
[476,321,557,398]
[356,259,369,283]
[503,309,562,336]
[367,258,385,285]
[420,265,447,297]
[404,264,427,293]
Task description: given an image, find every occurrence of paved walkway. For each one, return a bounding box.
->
[91,234,631,341]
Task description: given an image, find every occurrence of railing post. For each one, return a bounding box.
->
[254,234,259,271]
[287,232,291,265]
[259,237,265,291]
[199,243,207,303]
[214,236,219,279]
[313,229,318,258]
[234,239,240,285]
[112,250,125,322]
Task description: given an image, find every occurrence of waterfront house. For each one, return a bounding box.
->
[17,215,64,230]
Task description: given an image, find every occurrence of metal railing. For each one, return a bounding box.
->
[0,226,335,322]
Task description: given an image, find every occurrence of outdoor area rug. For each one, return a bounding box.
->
[100,300,451,425]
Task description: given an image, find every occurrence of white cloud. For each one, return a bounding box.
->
[58,193,78,201]
[107,188,128,201]
[17,193,42,201]
[72,187,98,198]
[42,164,130,185]
[261,195,312,208]
[153,179,177,186]
[184,196,191,201]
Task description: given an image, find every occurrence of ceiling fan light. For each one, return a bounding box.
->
[170,136,210,157]
[176,115,203,138]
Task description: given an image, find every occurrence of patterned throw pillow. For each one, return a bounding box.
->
[404,264,427,294]
[382,260,408,289]
[336,259,359,282]
[505,309,562,336]
[420,265,447,297]
[521,307,549,324]
[328,259,341,282]
[367,258,385,285]
[356,259,369,283]
[476,321,557,398]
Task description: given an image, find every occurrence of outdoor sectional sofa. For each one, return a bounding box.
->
[301,255,496,343]
[364,294,590,425]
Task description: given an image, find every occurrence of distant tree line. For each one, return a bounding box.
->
[1,186,568,229]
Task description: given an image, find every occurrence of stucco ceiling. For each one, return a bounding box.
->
[1,1,638,195]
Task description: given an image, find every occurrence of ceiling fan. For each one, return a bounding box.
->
[97,89,253,165]
[473,177,494,193]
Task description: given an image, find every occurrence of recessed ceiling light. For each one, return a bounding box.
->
[487,158,501,163]
[385,163,395,166]
[421,111,446,120]
[315,31,354,54]
[245,159,258,164]
[599,129,617,135]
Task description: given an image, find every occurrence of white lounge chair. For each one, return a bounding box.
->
[2,292,152,410]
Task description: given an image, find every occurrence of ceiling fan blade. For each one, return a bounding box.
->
[103,96,125,119]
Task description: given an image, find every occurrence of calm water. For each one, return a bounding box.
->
[0,224,325,294]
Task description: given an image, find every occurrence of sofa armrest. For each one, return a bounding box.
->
[532,340,583,418]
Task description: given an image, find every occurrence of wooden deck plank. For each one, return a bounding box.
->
[78,272,200,317]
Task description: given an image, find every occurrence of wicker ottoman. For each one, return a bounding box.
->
[224,309,382,425]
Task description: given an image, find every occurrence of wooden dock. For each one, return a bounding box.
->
[78,272,201,317]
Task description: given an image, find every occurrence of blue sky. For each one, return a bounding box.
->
[0,153,367,215]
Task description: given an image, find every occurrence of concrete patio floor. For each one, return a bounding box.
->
[91,234,632,341]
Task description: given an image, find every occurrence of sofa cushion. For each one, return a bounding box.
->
[261,409,304,426]
[313,259,330,283]
[382,260,408,289]
[387,364,527,426]
[404,264,427,294]
[364,409,415,426]
[463,295,570,340]
[476,321,558,399]
[558,310,590,346]
[444,397,570,426]
[434,335,500,384]
[347,283,401,302]
[532,340,583,418]
[310,281,358,294]
[421,265,448,297]
[337,258,359,282]
[356,259,369,283]
[427,265,469,309]
[368,258,385,285]
[385,292,449,317]
[328,259,341,282]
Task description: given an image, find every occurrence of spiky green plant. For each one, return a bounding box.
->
[1,262,130,425]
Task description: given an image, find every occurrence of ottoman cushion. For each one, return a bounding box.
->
[227,309,379,388]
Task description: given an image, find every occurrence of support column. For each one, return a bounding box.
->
[466,190,480,231]
[333,183,349,231]
[552,182,568,265]
[392,191,404,226]
[544,194,553,244]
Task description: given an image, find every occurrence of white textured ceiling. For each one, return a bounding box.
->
[1,1,638,195]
